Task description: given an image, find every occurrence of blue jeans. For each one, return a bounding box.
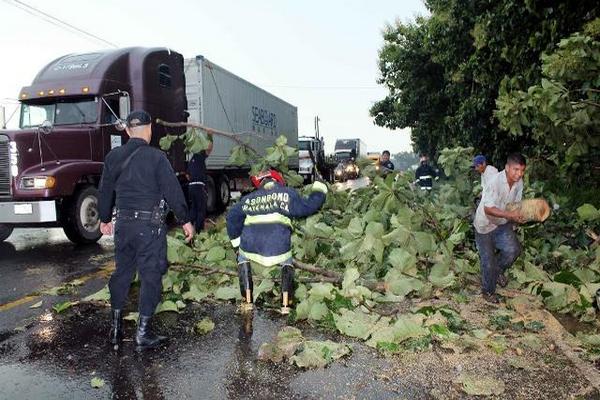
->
[475,223,521,294]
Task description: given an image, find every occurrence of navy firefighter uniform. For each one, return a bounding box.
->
[226,170,327,314]
[98,110,191,349]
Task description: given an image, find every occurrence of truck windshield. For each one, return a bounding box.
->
[20,98,98,128]
[336,151,352,161]
[298,141,311,151]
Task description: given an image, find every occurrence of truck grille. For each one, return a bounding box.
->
[0,135,10,196]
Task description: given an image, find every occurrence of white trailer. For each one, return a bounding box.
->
[184,56,298,211]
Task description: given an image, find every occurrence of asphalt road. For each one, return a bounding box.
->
[0,228,407,400]
[0,228,114,335]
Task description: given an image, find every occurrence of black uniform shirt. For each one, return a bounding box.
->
[98,138,190,224]
[187,151,208,183]
[415,163,437,189]
[381,160,395,171]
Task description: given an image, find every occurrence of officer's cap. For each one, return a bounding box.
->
[126,110,152,128]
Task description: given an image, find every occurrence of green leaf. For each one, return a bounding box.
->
[290,340,351,368]
[577,203,600,221]
[182,284,209,302]
[384,268,423,297]
[214,285,240,301]
[155,300,180,314]
[308,302,329,321]
[253,279,274,301]
[29,300,42,309]
[428,262,455,288]
[159,134,179,151]
[194,318,215,335]
[124,312,139,323]
[83,286,110,302]
[90,377,105,389]
[205,246,226,262]
[342,268,360,290]
[387,248,418,276]
[333,308,380,340]
[52,301,75,314]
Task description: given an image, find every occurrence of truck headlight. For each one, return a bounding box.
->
[9,141,18,177]
[21,176,56,189]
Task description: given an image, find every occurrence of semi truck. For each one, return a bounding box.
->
[0,47,298,244]
[332,138,366,182]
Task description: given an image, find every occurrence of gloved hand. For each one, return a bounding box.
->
[311,180,328,194]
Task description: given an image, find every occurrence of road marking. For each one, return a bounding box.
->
[0,261,115,313]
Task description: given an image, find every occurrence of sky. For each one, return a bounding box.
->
[0,0,428,154]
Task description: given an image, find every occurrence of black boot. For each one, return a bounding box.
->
[281,264,295,315]
[238,261,254,311]
[109,309,123,346]
[135,315,167,350]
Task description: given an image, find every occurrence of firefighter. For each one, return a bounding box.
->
[226,169,327,314]
[414,154,438,191]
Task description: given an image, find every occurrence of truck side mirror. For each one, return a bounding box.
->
[119,95,130,120]
[39,120,53,135]
[0,106,5,129]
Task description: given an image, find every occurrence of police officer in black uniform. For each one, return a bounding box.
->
[380,150,395,174]
[98,110,194,350]
[187,134,213,231]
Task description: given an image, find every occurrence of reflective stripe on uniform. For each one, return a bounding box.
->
[420,186,432,190]
[417,175,432,180]
[244,212,292,227]
[231,237,240,247]
[239,249,293,267]
[311,181,328,194]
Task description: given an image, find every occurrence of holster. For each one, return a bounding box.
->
[150,200,168,227]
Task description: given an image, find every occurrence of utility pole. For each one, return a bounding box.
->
[314,115,320,139]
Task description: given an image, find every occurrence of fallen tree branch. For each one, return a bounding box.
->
[292,260,341,279]
[155,119,259,155]
[172,261,386,293]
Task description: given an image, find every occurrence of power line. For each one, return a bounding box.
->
[3,0,118,48]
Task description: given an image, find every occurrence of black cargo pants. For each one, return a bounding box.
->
[109,218,167,316]
[189,182,207,231]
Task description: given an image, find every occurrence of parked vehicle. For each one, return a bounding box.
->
[0,47,298,243]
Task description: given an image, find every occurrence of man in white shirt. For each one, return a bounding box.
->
[473,153,526,303]
[473,155,499,190]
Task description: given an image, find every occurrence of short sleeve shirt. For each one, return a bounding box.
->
[474,169,523,234]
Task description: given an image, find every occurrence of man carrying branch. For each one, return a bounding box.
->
[474,153,527,303]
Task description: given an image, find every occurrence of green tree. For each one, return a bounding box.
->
[496,18,600,188]
[372,0,599,166]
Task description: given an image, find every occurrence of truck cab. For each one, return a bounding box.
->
[0,47,187,243]
[298,136,323,182]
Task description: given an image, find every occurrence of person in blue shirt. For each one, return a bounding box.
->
[226,169,327,314]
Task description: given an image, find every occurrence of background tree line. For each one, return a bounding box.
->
[371,0,599,200]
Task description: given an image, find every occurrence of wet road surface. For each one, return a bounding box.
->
[2,227,600,399]
[0,228,406,400]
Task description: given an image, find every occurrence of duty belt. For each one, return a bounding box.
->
[116,209,153,220]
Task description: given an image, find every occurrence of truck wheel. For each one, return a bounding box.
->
[216,175,231,211]
[63,186,102,244]
[205,176,217,214]
[0,224,13,242]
